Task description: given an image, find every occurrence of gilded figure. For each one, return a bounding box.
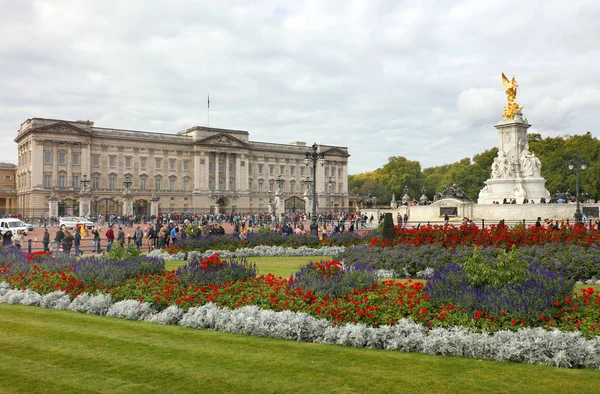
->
[501,73,522,119]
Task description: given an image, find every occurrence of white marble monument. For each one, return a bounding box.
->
[478,74,550,204]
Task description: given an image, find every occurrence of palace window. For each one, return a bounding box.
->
[183,160,189,171]
[280,165,284,174]
[140,178,147,190]
[269,165,274,175]
[72,153,79,165]
[44,151,52,164]
[169,179,175,191]
[58,175,66,188]
[248,164,253,174]
[258,181,263,192]
[229,162,233,172]
[92,155,99,166]
[72,175,79,189]
[109,156,116,168]
[258,164,263,174]
[59,153,65,165]
[141,158,147,169]
[92,177,99,189]
[183,179,189,191]
[300,167,305,176]
[290,182,295,193]
[44,175,51,188]
[125,157,131,169]
[155,179,161,190]
[269,180,274,192]
[155,158,162,170]
[290,167,295,176]
[170,159,176,170]
[109,177,115,190]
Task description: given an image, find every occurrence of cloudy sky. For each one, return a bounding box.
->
[1,0,599,174]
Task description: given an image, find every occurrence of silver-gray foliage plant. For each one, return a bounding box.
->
[1,282,599,370]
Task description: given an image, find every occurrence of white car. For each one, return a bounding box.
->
[58,217,95,230]
[0,218,29,236]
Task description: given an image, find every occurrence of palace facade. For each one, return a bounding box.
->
[0,163,17,215]
[15,118,351,217]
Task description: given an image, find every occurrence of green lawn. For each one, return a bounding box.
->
[165,256,333,277]
[1,304,599,394]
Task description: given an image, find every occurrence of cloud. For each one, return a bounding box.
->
[0,0,599,175]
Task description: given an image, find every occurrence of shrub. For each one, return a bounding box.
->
[463,247,529,288]
[104,242,142,261]
[290,260,378,298]
[176,254,257,286]
[382,213,395,240]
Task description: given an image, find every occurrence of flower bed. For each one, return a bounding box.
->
[171,232,367,254]
[335,244,600,281]
[148,245,347,261]
[1,283,599,370]
[372,225,600,248]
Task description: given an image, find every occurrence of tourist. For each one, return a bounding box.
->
[2,229,12,246]
[105,225,115,252]
[73,230,82,256]
[117,227,125,246]
[12,230,23,249]
[50,226,65,252]
[92,227,102,253]
[535,217,542,227]
[134,226,143,249]
[42,228,50,252]
[62,230,73,256]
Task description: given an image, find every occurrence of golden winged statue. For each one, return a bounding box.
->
[501,72,521,119]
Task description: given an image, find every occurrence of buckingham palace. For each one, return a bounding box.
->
[14,118,351,218]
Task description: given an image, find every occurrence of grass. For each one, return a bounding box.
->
[165,256,333,278]
[1,304,599,394]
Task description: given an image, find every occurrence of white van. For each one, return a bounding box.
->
[0,218,29,236]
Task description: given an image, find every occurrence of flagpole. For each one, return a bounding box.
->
[207,94,210,127]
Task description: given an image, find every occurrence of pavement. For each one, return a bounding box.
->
[18,221,376,254]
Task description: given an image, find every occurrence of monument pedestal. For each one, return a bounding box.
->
[478,110,550,204]
[478,177,550,204]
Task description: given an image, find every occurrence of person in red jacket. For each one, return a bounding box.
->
[105,225,115,252]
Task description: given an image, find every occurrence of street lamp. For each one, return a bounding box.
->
[568,160,586,221]
[304,143,325,236]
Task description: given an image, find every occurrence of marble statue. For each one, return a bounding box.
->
[491,152,514,179]
[520,148,542,177]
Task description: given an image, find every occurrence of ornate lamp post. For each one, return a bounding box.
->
[304,143,325,236]
[568,160,586,221]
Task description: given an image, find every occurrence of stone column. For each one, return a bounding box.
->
[213,152,219,191]
[203,152,210,191]
[66,144,72,189]
[225,153,230,191]
[194,152,202,191]
[235,154,241,191]
[52,143,58,187]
